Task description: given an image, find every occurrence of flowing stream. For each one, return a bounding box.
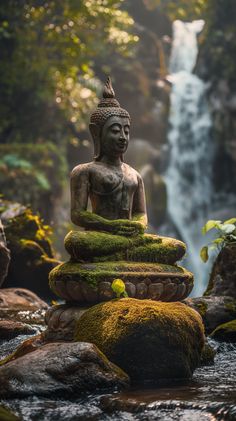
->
[165,20,214,296]
[1,334,236,420]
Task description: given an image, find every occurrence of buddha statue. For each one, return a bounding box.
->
[48,78,194,307]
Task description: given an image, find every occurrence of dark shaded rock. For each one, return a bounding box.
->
[200,340,216,366]
[211,319,236,342]
[0,243,10,288]
[0,342,129,397]
[0,218,10,287]
[0,319,37,340]
[184,296,236,334]
[205,244,236,298]
[75,298,204,385]
[0,200,59,298]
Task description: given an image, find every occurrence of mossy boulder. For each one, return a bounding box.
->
[0,200,59,298]
[75,298,204,384]
[49,261,193,303]
[64,230,186,265]
[211,319,236,342]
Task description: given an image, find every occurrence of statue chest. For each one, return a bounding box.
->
[89,164,138,196]
[89,164,138,219]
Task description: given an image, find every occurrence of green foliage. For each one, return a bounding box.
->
[145,0,207,20]
[199,0,236,87]
[0,0,137,145]
[111,279,128,298]
[200,218,236,262]
[0,143,66,217]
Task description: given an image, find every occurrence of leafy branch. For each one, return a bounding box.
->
[200,218,236,262]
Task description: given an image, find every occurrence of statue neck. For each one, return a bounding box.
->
[99,155,123,167]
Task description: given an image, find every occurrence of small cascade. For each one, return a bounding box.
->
[165,20,214,296]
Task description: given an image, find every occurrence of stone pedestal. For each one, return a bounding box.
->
[45,230,194,340]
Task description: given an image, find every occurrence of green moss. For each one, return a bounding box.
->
[211,319,236,342]
[49,261,193,297]
[65,230,186,265]
[2,204,54,260]
[0,406,19,421]
[128,236,186,264]
[64,230,131,260]
[195,301,208,317]
[200,343,216,366]
[225,300,236,315]
[78,211,145,235]
[74,298,204,383]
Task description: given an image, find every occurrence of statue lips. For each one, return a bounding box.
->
[117,140,128,152]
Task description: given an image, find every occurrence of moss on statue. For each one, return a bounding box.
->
[128,236,186,264]
[64,230,186,264]
[211,319,236,342]
[49,260,193,293]
[74,298,204,383]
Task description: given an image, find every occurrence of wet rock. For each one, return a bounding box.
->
[0,288,48,311]
[44,304,87,341]
[184,295,236,334]
[211,320,236,342]
[0,320,37,340]
[0,288,48,326]
[0,342,129,397]
[75,298,204,385]
[205,244,236,298]
[0,218,10,287]
[200,340,216,366]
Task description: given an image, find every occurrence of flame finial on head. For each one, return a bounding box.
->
[90,76,130,124]
[103,76,115,99]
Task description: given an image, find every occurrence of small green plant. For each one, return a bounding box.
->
[200,218,236,262]
[111,279,128,298]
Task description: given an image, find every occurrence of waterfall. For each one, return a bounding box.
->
[165,20,214,296]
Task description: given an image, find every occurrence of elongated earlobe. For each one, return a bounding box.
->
[89,123,101,160]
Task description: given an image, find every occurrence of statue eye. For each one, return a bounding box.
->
[111,127,120,134]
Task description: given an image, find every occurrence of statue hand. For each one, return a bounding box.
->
[108,220,144,237]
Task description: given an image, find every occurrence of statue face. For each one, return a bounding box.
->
[100,116,130,158]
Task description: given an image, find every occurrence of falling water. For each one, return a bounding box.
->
[165,20,214,296]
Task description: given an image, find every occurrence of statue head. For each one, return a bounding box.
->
[89,77,131,161]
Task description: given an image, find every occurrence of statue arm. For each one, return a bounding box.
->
[132,175,148,231]
[71,165,110,230]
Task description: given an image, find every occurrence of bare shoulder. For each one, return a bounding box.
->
[123,162,142,181]
[70,162,93,179]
